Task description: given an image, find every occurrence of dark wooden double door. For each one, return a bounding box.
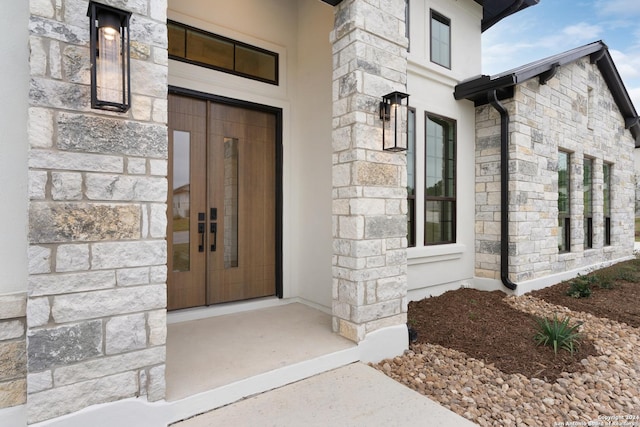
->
[168,93,278,310]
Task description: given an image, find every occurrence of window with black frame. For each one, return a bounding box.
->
[430,10,450,68]
[425,113,456,245]
[603,162,612,246]
[558,151,570,253]
[584,157,593,249]
[407,107,416,247]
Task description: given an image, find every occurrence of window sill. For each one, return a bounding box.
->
[408,243,466,266]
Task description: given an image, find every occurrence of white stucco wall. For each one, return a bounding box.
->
[167,0,334,310]
[0,1,29,296]
[405,0,482,298]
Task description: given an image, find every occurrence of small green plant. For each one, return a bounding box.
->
[566,274,595,298]
[533,315,582,355]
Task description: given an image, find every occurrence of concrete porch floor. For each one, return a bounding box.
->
[165,302,357,401]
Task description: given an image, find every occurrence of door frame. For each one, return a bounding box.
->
[168,85,284,300]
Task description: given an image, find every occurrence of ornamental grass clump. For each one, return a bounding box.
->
[533,314,582,355]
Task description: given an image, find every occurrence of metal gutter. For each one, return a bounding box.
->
[488,90,517,290]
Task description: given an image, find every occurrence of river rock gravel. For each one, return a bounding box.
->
[373,295,640,426]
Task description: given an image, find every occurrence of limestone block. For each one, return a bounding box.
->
[132,95,152,121]
[92,241,166,269]
[364,215,405,239]
[351,300,401,324]
[27,371,137,424]
[127,157,147,175]
[28,107,53,148]
[0,294,27,320]
[29,36,47,77]
[131,60,167,98]
[0,320,25,341]
[149,265,167,283]
[85,174,167,202]
[106,313,146,355]
[355,162,398,186]
[51,284,166,323]
[51,172,82,201]
[27,320,102,372]
[376,276,405,302]
[29,202,141,243]
[56,244,90,272]
[29,150,123,173]
[30,0,55,18]
[149,159,167,176]
[28,246,51,275]
[57,113,168,158]
[29,170,47,200]
[53,347,164,387]
[62,45,90,84]
[130,41,151,61]
[332,163,351,187]
[0,378,26,408]
[338,216,364,239]
[27,297,50,328]
[147,364,165,401]
[49,41,61,79]
[30,77,89,111]
[131,14,168,48]
[152,98,168,124]
[149,203,167,238]
[0,340,26,383]
[147,310,166,346]
[27,370,52,393]
[349,198,385,215]
[29,270,115,297]
[150,0,167,22]
[116,267,149,287]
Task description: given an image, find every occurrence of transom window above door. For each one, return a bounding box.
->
[168,20,279,85]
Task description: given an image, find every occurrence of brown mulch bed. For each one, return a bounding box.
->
[531,260,640,328]
[408,288,599,383]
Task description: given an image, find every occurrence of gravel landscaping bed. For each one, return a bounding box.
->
[374,294,640,426]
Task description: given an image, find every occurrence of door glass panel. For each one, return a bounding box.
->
[223,137,239,269]
[172,130,190,272]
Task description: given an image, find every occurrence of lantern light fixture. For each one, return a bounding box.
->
[87,1,132,112]
[380,91,410,152]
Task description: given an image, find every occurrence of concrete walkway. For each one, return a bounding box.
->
[173,363,478,427]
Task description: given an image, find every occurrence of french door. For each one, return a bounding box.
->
[167,93,279,310]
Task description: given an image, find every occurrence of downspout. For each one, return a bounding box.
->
[488,90,517,290]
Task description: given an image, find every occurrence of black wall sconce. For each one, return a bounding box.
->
[380,91,410,152]
[87,1,132,112]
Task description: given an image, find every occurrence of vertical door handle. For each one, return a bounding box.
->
[210,222,217,252]
[198,222,205,252]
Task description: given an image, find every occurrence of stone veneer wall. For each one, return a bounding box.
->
[476,58,635,283]
[26,0,168,423]
[330,0,409,342]
[0,294,27,409]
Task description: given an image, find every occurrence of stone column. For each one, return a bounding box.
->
[330,0,409,344]
[26,0,168,423]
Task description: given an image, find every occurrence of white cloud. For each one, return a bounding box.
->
[561,23,603,41]
[610,49,640,80]
[595,0,640,17]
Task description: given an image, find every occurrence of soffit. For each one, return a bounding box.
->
[319,0,538,31]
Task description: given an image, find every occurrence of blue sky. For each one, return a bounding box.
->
[482,0,640,110]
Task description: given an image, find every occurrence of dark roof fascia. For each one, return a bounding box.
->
[455,41,640,146]
[320,0,537,32]
[476,0,540,32]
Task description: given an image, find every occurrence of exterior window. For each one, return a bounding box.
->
[168,20,278,85]
[425,114,456,244]
[430,10,450,68]
[603,163,611,246]
[558,151,570,253]
[584,158,593,249]
[405,0,410,52]
[407,107,416,247]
